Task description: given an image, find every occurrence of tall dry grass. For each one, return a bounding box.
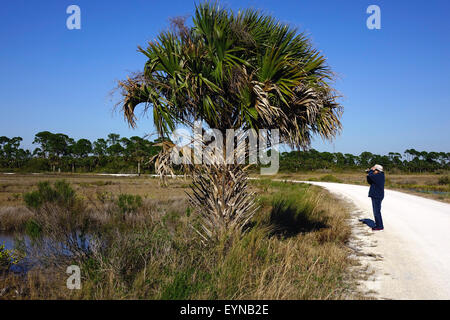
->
[0,207,33,232]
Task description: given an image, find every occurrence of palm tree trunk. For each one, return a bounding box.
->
[188,163,258,242]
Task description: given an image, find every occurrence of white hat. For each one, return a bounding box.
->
[374,164,383,172]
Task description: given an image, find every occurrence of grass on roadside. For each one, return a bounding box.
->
[264,171,450,203]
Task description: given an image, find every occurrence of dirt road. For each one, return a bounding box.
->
[295,181,450,299]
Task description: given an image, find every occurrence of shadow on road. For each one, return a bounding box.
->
[359,218,376,228]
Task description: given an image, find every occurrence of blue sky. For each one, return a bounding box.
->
[1,0,449,155]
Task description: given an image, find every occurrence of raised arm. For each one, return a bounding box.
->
[366,170,374,184]
[367,170,384,185]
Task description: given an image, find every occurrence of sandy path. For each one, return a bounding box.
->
[292,181,450,299]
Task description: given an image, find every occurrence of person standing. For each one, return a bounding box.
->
[366,164,385,231]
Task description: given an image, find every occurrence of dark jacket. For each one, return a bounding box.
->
[367,170,385,199]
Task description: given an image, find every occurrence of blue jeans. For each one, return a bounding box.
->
[371,197,384,228]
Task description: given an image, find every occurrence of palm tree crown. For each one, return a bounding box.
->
[118,2,342,149]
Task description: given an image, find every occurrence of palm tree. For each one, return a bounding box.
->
[117,2,342,240]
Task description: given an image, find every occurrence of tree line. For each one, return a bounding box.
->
[0,131,161,174]
[0,131,448,173]
[279,149,449,173]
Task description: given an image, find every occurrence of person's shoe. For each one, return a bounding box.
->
[372,227,384,231]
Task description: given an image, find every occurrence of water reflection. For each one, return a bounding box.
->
[0,232,15,250]
[0,232,31,273]
[1,231,90,273]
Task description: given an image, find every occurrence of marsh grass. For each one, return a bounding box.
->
[0,206,34,232]
[307,175,343,183]
[438,176,450,185]
[0,178,357,299]
[266,171,450,203]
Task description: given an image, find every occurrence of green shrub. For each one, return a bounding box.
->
[96,191,115,203]
[23,180,77,210]
[0,242,19,273]
[22,181,90,265]
[319,174,342,183]
[438,176,450,185]
[116,194,143,214]
[23,190,42,209]
[25,219,42,239]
